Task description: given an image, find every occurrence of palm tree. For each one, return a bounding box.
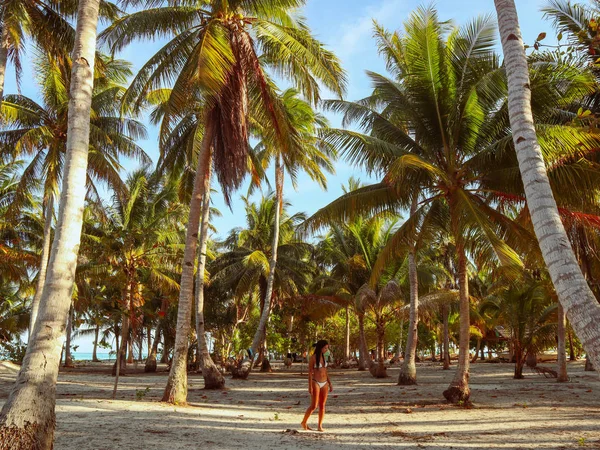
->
[100,0,346,404]
[481,273,557,379]
[0,0,104,445]
[0,52,149,334]
[494,0,600,370]
[310,194,402,372]
[250,88,334,361]
[90,168,184,381]
[307,8,600,402]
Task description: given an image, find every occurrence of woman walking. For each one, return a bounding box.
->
[301,340,333,432]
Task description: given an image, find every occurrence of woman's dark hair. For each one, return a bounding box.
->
[313,340,329,368]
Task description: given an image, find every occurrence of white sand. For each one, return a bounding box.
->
[1,360,599,449]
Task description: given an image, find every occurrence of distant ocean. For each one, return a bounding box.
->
[71,352,115,361]
[70,352,149,361]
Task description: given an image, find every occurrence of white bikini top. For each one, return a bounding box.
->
[314,357,328,369]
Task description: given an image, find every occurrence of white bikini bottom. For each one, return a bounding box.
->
[314,380,327,389]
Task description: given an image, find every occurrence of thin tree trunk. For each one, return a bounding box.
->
[64,303,74,368]
[112,309,129,378]
[357,313,369,371]
[29,196,54,337]
[514,342,524,379]
[145,323,162,373]
[443,246,471,403]
[568,328,576,361]
[494,0,600,371]
[112,313,129,399]
[557,304,568,382]
[443,304,450,370]
[372,319,387,378]
[163,122,215,404]
[127,335,134,364]
[92,325,100,362]
[0,1,100,446]
[194,157,225,389]
[471,338,481,363]
[0,26,8,103]
[398,198,419,385]
[343,305,351,366]
[251,156,283,357]
[394,318,404,362]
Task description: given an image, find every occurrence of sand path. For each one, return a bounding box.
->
[1,360,599,449]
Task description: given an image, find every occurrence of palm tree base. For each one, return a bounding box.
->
[0,424,45,450]
[585,356,594,372]
[442,383,470,404]
[231,360,251,379]
[398,362,417,385]
[397,373,417,385]
[145,357,157,373]
[260,359,272,373]
[370,363,387,378]
[202,365,226,389]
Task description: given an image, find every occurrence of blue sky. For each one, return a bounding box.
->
[5,0,554,241]
[6,0,554,352]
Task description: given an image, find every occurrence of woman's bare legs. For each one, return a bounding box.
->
[301,382,320,430]
[317,384,329,431]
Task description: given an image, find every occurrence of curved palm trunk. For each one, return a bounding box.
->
[29,196,54,337]
[443,246,471,403]
[0,1,100,446]
[163,125,214,404]
[393,318,404,363]
[250,156,283,357]
[194,160,225,389]
[495,0,600,371]
[443,304,451,370]
[0,27,7,103]
[399,197,419,384]
[557,304,568,382]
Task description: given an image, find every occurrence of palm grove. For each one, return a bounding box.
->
[1,0,600,447]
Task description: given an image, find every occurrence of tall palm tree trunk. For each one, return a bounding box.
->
[398,248,419,384]
[399,197,420,385]
[557,304,568,382]
[0,1,100,446]
[0,27,7,103]
[443,246,471,403]
[64,302,74,368]
[163,123,215,404]
[194,158,225,389]
[494,0,600,370]
[250,156,283,357]
[443,304,450,370]
[29,196,54,337]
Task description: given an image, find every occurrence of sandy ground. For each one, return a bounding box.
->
[1,359,600,449]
